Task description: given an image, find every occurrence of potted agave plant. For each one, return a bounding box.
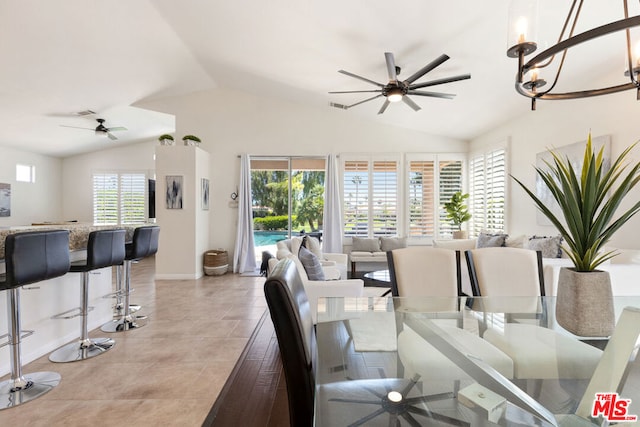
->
[512,134,640,336]
[444,191,472,239]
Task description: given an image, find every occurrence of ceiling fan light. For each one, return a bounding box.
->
[387,88,403,102]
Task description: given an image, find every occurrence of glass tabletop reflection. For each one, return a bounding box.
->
[314,296,640,426]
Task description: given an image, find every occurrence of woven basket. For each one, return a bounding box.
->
[204,250,229,275]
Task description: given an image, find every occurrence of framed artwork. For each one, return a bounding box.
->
[165,175,183,209]
[202,178,210,210]
[0,183,10,217]
[535,134,611,225]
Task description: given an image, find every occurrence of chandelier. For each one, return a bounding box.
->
[507,0,640,110]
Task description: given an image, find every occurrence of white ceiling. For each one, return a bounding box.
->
[1,0,637,157]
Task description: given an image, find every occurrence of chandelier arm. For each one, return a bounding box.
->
[536,0,583,70]
[522,15,640,74]
[535,47,570,97]
[516,81,640,100]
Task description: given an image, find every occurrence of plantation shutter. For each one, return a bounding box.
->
[438,160,464,237]
[469,148,506,235]
[470,156,486,236]
[485,149,506,231]
[343,161,370,237]
[120,173,147,224]
[371,161,398,236]
[408,160,435,238]
[93,173,119,225]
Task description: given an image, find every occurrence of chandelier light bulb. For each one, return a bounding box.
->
[516,16,528,44]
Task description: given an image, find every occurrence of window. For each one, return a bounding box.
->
[407,155,465,240]
[343,157,398,237]
[16,164,36,183]
[469,147,507,236]
[93,172,147,225]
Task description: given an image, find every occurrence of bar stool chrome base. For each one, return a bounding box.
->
[114,303,141,316]
[101,315,147,333]
[48,337,115,363]
[0,371,61,409]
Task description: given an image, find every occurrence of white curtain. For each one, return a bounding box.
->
[322,154,343,253]
[233,154,257,273]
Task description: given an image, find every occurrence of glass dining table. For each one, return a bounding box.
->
[314,296,640,426]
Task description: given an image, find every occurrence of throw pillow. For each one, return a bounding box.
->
[505,234,528,249]
[476,232,508,248]
[303,236,323,260]
[298,246,325,280]
[380,236,407,252]
[290,236,304,256]
[528,235,563,258]
[352,237,381,252]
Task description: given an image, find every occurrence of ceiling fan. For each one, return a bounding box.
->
[61,118,127,140]
[329,52,471,114]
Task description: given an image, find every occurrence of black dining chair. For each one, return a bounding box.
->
[0,230,70,409]
[264,257,469,427]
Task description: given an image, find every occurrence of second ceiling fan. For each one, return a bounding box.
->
[329,52,471,114]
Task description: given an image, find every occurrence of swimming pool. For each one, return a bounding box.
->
[253,231,288,247]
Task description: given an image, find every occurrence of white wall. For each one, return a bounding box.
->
[0,145,63,225]
[61,141,156,222]
[138,87,468,262]
[470,90,640,249]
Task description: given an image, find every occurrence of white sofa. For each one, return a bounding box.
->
[268,236,387,323]
[275,237,348,279]
[348,236,407,274]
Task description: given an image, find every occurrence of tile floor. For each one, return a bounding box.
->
[0,257,266,426]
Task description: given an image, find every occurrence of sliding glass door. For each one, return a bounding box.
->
[250,157,326,257]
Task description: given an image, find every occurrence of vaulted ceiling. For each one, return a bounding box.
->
[0,0,635,156]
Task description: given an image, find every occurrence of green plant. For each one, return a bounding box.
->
[254,215,297,231]
[444,191,471,230]
[182,134,201,142]
[158,134,174,141]
[512,134,640,272]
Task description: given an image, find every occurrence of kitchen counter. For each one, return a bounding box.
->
[0,223,145,258]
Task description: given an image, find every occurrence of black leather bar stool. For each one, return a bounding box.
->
[102,225,159,332]
[0,230,70,409]
[49,229,125,363]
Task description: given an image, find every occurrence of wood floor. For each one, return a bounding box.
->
[0,257,270,426]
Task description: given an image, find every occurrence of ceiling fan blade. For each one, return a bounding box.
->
[106,131,118,141]
[107,126,127,132]
[377,99,390,115]
[409,74,471,90]
[329,102,349,110]
[60,125,94,131]
[328,90,383,94]
[404,54,450,84]
[338,70,385,88]
[348,94,384,109]
[384,52,397,81]
[402,96,421,112]
[407,90,456,99]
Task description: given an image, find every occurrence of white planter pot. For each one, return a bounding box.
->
[452,230,468,240]
[556,267,615,337]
